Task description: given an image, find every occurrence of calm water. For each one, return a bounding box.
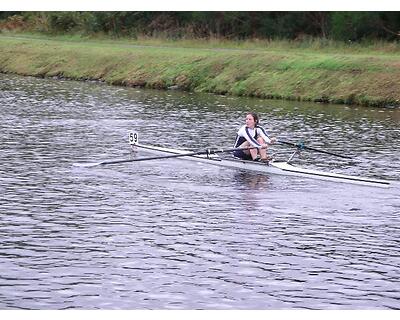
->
[1,74,400,309]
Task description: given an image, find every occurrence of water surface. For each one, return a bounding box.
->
[1,74,400,309]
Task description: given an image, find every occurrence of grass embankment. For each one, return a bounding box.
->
[0,34,399,107]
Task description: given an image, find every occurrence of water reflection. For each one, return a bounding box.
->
[0,74,400,309]
[232,171,271,190]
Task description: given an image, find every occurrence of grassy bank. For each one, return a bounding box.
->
[1,34,399,107]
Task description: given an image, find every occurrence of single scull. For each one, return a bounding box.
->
[128,133,390,188]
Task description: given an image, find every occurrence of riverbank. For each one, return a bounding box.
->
[1,34,399,107]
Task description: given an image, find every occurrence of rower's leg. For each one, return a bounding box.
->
[241,140,258,159]
[238,141,258,160]
[239,140,268,160]
[257,137,268,159]
[249,147,258,160]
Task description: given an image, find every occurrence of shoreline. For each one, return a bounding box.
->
[0,34,399,108]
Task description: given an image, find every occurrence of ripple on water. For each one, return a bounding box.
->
[1,74,400,309]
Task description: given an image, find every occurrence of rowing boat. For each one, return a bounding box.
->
[74,131,391,188]
[130,141,391,188]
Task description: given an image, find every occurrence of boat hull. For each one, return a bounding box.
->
[132,143,390,188]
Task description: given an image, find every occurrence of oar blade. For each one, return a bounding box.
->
[72,161,103,168]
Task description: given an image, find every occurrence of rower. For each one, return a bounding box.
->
[233,112,277,162]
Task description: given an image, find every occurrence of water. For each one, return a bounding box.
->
[1,74,400,309]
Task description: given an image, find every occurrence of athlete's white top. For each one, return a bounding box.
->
[234,125,272,148]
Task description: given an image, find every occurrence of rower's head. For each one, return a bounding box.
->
[245,112,259,128]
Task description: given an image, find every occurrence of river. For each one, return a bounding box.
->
[1,73,400,309]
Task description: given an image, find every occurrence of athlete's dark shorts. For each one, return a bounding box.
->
[233,149,252,160]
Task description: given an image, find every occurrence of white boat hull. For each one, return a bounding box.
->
[133,143,391,188]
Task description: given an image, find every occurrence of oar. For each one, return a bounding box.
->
[74,146,258,168]
[278,140,352,159]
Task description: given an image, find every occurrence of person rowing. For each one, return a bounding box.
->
[233,112,277,162]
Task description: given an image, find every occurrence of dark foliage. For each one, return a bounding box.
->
[2,12,399,41]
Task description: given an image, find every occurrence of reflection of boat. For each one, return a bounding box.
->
[232,171,271,190]
[131,141,391,188]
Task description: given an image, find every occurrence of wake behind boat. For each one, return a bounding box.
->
[127,132,390,188]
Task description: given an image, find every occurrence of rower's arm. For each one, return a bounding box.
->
[257,127,272,144]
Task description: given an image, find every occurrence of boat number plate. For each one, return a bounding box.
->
[129,131,138,145]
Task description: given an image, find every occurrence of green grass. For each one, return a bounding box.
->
[0,33,399,107]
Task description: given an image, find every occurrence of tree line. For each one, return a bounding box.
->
[1,12,399,41]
